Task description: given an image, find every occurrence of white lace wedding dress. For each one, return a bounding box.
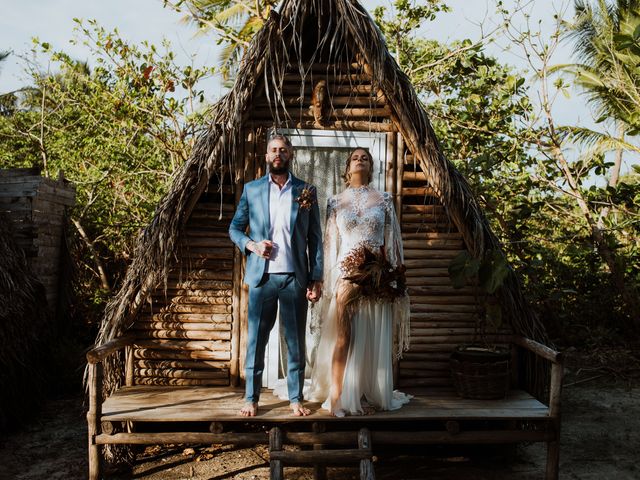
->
[306,186,411,415]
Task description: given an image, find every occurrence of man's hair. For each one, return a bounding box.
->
[267,134,293,150]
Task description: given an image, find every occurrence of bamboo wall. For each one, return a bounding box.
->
[133,182,235,386]
[0,168,75,314]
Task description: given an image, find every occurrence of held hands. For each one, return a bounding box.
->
[306,281,323,303]
[248,240,274,259]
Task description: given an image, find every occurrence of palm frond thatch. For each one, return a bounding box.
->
[0,215,51,432]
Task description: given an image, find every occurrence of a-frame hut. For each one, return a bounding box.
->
[87,1,562,479]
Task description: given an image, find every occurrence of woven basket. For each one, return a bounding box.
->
[450,346,510,400]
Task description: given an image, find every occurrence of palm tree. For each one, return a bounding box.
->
[165,0,278,80]
[561,0,640,325]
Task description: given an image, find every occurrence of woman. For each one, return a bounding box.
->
[308,147,411,416]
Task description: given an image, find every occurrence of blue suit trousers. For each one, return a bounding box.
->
[244,273,308,403]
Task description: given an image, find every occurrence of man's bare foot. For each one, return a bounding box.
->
[240,402,258,417]
[290,402,311,416]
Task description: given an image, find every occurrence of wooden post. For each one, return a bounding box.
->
[269,426,284,480]
[386,132,396,197]
[230,128,250,386]
[209,422,224,434]
[358,428,375,480]
[312,422,327,480]
[395,133,405,221]
[87,362,103,480]
[546,361,563,480]
[125,345,134,386]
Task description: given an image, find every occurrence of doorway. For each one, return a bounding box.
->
[262,129,388,389]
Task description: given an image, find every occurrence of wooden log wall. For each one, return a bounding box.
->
[246,62,393,132]
[397,152,511,389]
[133,180,236,386]
[0,168,75,313]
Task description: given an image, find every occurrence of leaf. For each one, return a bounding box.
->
[478,250,510,294]
[448,251,480,289]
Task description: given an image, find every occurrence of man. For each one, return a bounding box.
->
[229,134,323,417]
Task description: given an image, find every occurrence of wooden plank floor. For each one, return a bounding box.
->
[101,387,549,422]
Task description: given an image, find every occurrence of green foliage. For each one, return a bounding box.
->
[0,21,215,319]
[164,0,278,81]
[375,0,640,340]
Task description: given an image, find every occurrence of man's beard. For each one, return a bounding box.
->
[269,159,289,174]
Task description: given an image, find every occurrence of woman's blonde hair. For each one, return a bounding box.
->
[343,147,373,186]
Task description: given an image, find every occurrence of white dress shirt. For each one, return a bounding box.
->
[266,173,294,273]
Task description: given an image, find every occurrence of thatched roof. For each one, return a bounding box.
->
[94,0,547,395]
[0,215,51,431]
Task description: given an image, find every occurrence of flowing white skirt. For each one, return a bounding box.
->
[274,295,411,415]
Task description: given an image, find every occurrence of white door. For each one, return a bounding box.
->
[263,129,388,389]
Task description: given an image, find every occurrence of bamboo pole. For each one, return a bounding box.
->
[230,130,248,387]
[133,347,230,362]
[255,96,387,107]
[136,330,231,340]
[135,367,228,379]
[139,311,234,321]
[133,339,230,352]
[270,427,284,480]
[358,429,375,480]
[404,258,452,268]
[135,377,228,386]
[125,345,134,387]
[546,362,564,480]
[87,363,102,480]
[141,306,233,316]
[135,359,229,371]
[395,133,404,219]
[402,204,445,214]
[312,422,327,480]
[386,131,396,197]
[95,432,266,445]
[144,301,232,311]
[251,120,395,132]
[132,321,231,331]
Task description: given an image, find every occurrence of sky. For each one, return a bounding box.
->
[1,0,634,173]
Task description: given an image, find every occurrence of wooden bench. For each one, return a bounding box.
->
[86,334,563,480]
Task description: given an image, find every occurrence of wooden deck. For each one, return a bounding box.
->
[101,386,549,423]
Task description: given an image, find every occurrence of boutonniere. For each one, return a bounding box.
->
[295,185,316,211]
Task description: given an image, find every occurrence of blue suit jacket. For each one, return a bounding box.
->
[228,174,323,288]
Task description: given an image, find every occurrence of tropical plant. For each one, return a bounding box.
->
[164,0,278,80]
[0,21,216,320]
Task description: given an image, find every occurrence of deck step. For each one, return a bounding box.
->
[269,427,375,480]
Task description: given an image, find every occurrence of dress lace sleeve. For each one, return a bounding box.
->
[383,192,411,357]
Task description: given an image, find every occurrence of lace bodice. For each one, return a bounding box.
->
[324,186,404,283]
[330,186,390,256]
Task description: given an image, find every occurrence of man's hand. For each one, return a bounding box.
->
[248,240,274,259]
[306,281,323,302]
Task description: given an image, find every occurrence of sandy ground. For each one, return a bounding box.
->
[1,354,639,480]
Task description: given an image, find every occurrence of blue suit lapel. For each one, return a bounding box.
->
[290,175,301,235]
[260,175,270,236]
